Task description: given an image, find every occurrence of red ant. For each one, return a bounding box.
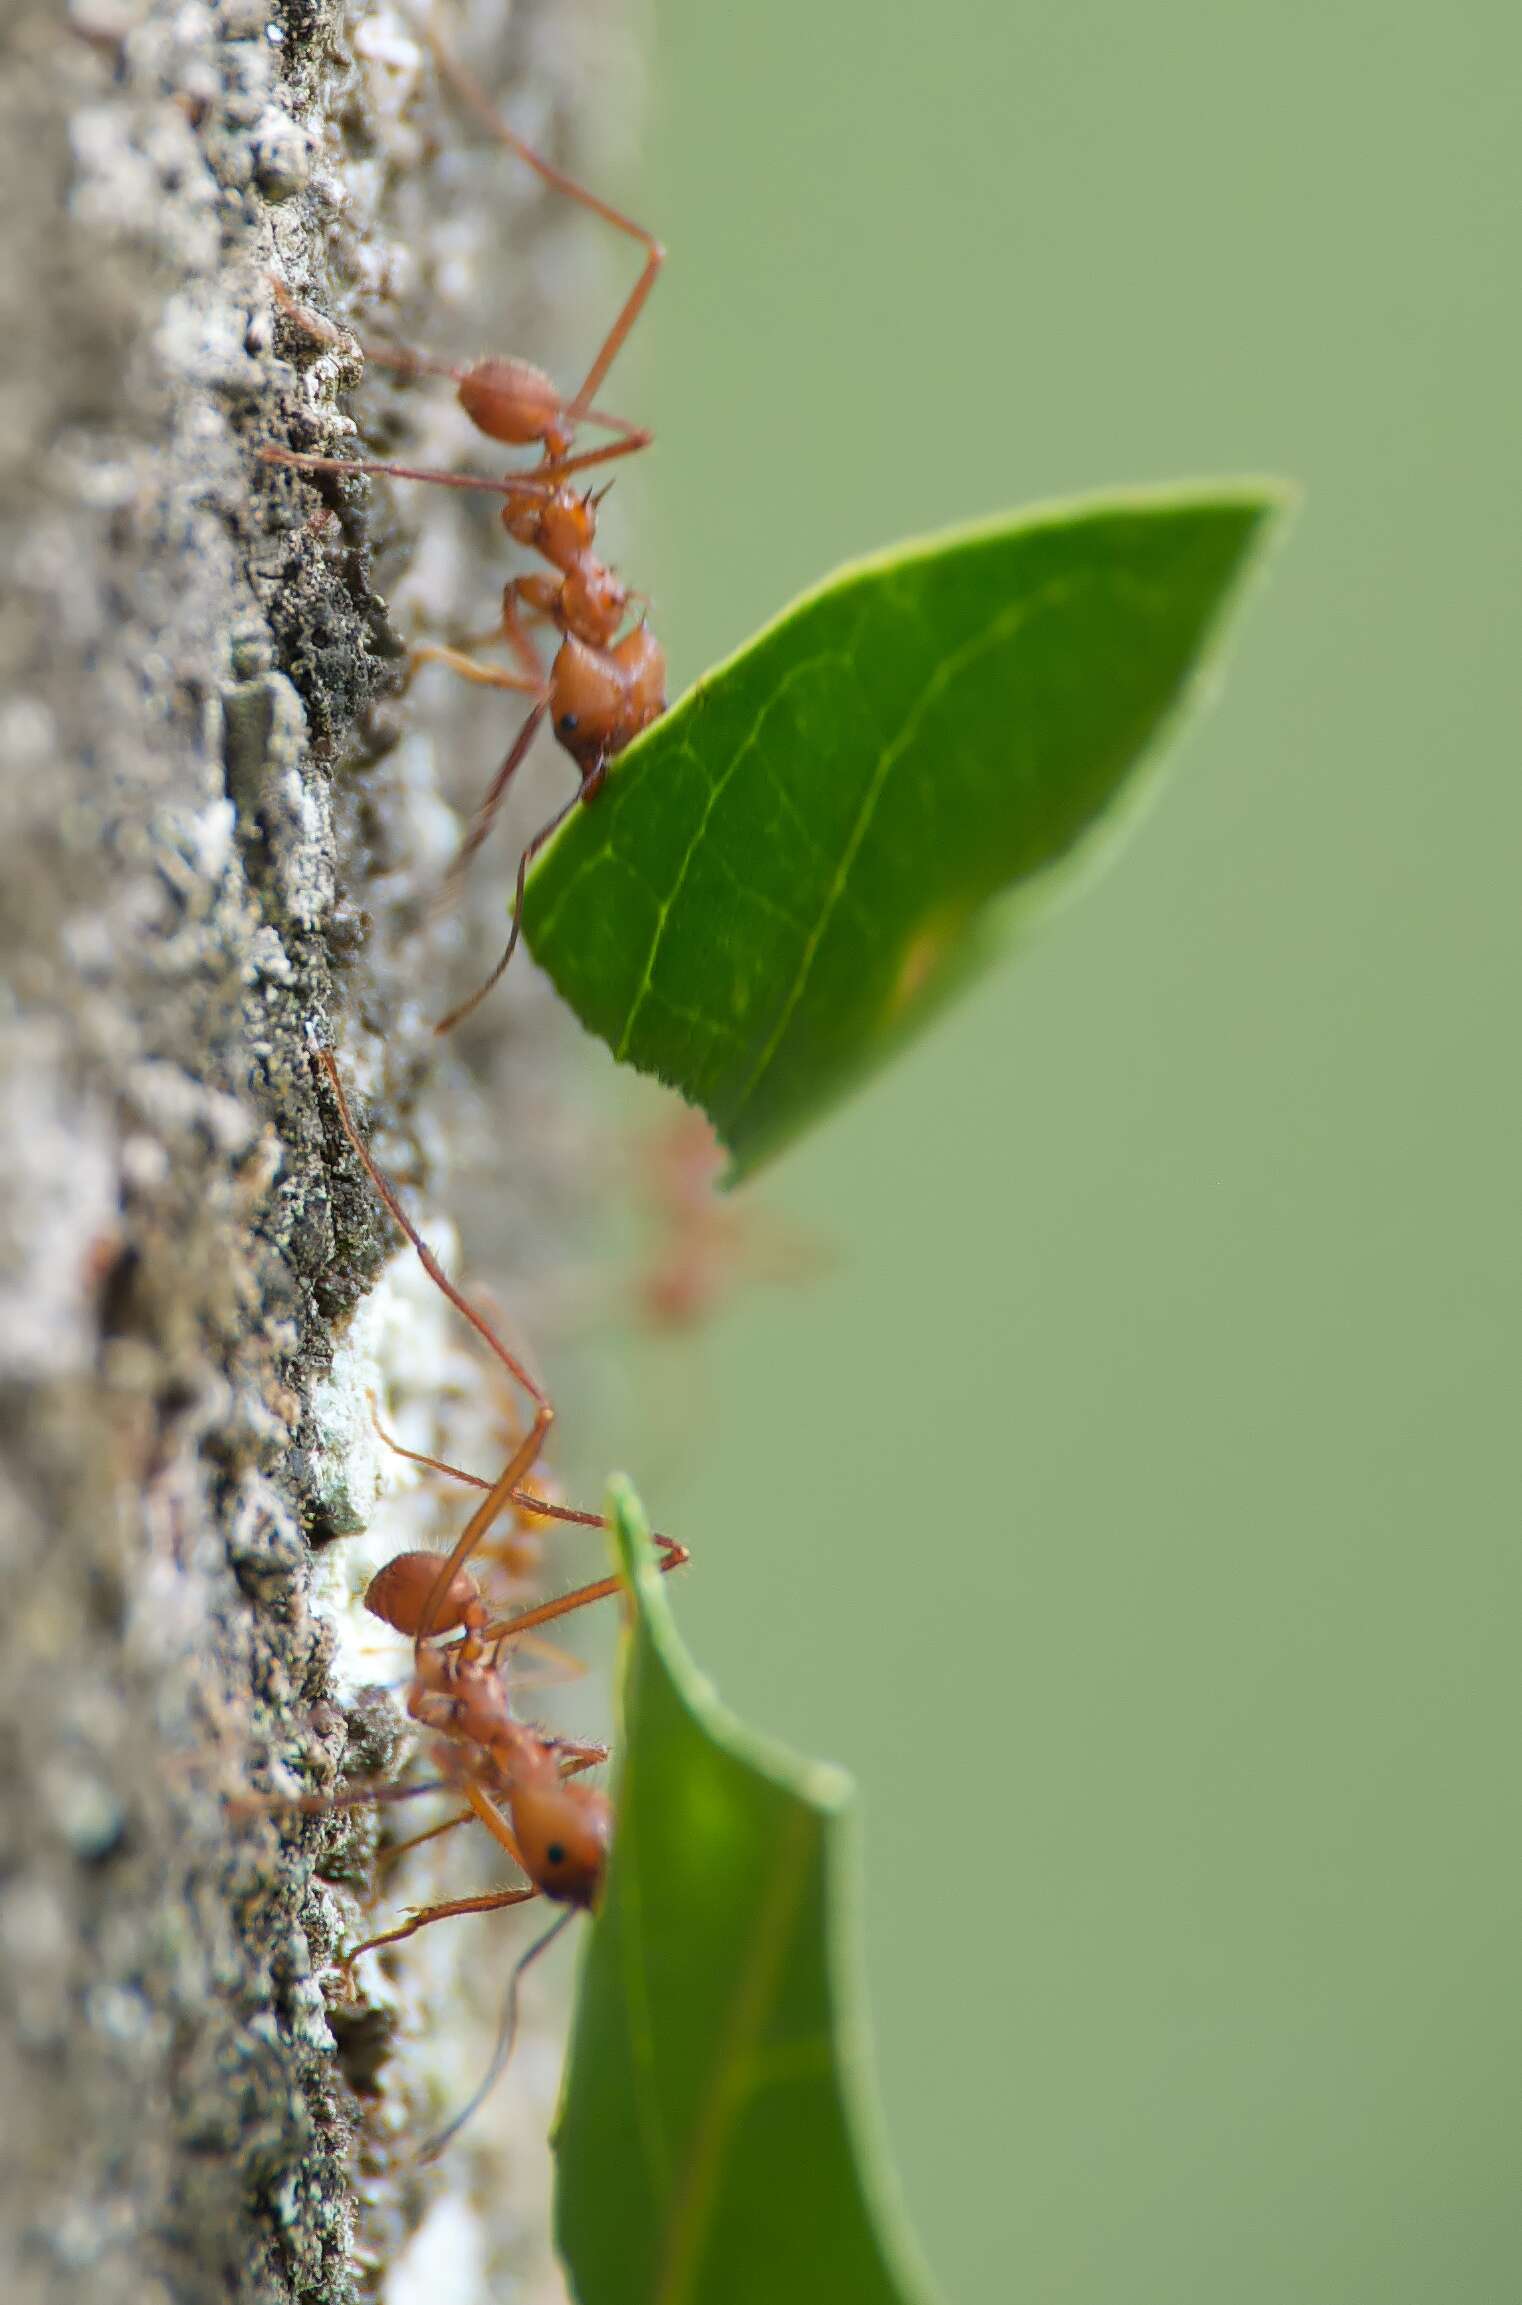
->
[261,16,668,1031]
[256,1048,687,2145]
[634,1109,830,1332]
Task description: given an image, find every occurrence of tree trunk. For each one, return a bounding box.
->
[0,2,614,2296]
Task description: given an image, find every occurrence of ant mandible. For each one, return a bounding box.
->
[261,15,668,1031]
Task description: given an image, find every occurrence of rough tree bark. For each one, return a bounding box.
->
[0,1,624,2297]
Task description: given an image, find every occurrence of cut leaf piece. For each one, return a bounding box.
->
[554,1481,938,2305]
[525,483,1286,1176]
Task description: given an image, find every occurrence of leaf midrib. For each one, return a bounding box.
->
[723,573,1084,1138]
[648,1803,815,2305]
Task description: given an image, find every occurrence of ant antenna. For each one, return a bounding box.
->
[419,1904,577,2160]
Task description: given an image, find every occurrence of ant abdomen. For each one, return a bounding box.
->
[456,356,571,456]
[365,1550,480,1639]
[550,627,667,775]
[552,633,629,769]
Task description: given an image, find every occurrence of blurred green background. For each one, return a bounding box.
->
[582,2,1520,2298]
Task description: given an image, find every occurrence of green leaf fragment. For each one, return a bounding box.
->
[554,1481,938,2305]
[524,482,1287,1177]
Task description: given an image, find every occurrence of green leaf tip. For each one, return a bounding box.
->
[525,480,1290,1178]
[554,1477,938,2305]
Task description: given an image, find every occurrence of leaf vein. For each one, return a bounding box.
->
[617,1766,673,2201]
[614,651,848,1061]
[724,576,1084,1132]
[655,1807,815,2305]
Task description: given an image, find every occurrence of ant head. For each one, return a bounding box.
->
[550,634,624,774]
[510,1773,611,1909]
[366,1551,481,1640]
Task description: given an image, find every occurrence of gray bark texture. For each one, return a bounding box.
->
[0,1,625,2297]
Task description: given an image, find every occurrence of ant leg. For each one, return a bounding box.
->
[433,770,594,1036]
[259,432,649,497]
[421,16,665,428]
[500,591,548,689]
[419,1904,577,2160]
[365,1398,609,1597]
[226,1777,447,1823]
[442,700,549,905]
[271,276,464,391]
[412,613,520,655]
[310,1050,558,1643]
[344,1882,538,1968]
[410,644,542,696]
[379,1804,477,1869]
[417,1407,555,1648]
[261,447,533,498]
[370,1393,498,1493]
[529,432,653,485]
[503,1646,590,1693]
[315,1048,549,1416]
[480,1528,690,1648]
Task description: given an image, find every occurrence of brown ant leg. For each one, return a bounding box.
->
[362,1406,596,1682]
[420,594,549,912]
[344,1882,538,1968]
[418,1408,554,1646]
[409,645,541,696]
[379,1805,477,1869]
[258,432,650,498]
[315,1048,548,1416]
[368,1394,587,1534]
[421,17,665,428]
[396,583,549,689]
[480,1529,689,1648]
[499,593,548,688]
[439,700,550,915]
[502,1654,590,1694]
[419,1905,577,2162]
[311,1048,558,1646]
[415,614,519,656]
[527,432,653,485]
[369,1393,495,1492]
[433,770,593,1035]
[261,448,533,499]
[226,1777,447,1823]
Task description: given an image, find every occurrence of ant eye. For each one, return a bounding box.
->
[558,714,578,735]
[546,1842,567,1867]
